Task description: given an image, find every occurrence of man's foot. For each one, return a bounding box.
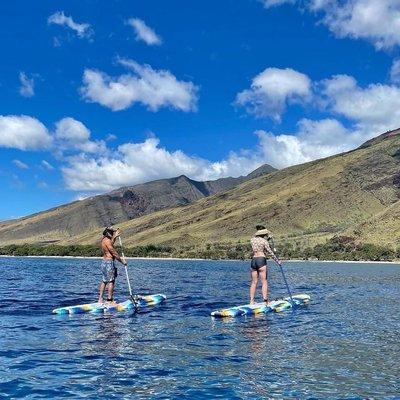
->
[98,298,104,305]
[106,298,117,306]
[250,299,255,305]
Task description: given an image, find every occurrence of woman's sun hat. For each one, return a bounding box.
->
[255,228,272,238]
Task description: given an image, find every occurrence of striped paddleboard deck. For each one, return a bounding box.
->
[52,293,166,315]
[211,293,310,318]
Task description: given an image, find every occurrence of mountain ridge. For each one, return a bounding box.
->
[0,164,276,244]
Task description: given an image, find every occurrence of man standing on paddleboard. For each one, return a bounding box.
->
[250,225,281,304]
[99,227,127,305]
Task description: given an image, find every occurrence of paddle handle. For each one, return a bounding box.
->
[118,236,133,298]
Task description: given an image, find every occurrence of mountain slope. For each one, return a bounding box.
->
[63,128,400,249]
[0,164,276,244]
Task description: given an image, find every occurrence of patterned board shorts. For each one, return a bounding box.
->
[101,259,118,283]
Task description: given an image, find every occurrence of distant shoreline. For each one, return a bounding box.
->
[0,254,399,265]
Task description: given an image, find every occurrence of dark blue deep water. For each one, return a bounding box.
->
[0,257,399,399]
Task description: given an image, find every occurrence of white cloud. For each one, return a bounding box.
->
[55,117,107,154]
[48,11,92,39]
[55,117,91,141]
[235,67,311,121]
[260,1,400,50]
[19,72,35,97]
[320,74,400,132]
[261,0,295,8]
[255,118,370,168]
[308,0,400,50]
[13,159,29,169]
[127,18,162,45]
[80,59,198,112]
[0,115,52,150]
[61,137,267,191]
[390,59,400,83]
[60,115,379,192]
[41,160,54,171]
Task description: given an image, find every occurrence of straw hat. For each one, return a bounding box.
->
[255,228,272,238]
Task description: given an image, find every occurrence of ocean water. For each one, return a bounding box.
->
[0,257,398,399]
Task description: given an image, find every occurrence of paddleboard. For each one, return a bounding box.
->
[211,293,310,318]
[52,293,166,315]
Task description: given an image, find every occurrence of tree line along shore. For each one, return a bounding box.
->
[0,236,398,262]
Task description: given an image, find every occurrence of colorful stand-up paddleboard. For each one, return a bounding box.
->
[211,293,310,318]
[52,293,166,315]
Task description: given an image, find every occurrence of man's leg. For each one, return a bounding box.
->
[107,282,116,304]
[98,282,106,304]
[250,269,258,304]
[259,266,268,302]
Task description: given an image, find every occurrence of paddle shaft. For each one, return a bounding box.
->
[270,238,295,307]
[118,236,133,298]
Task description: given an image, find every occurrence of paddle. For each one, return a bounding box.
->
[269,237,296,310]
[118,235,140,311]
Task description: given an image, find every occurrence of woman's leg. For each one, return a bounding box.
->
[259,266,268,302]
[250,269,258,304]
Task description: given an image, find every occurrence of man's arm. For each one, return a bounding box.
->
[111,228,121,244]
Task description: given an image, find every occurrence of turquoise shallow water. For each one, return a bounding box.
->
[0,257,399,399]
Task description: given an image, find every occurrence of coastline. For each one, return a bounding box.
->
[0,254,399,264]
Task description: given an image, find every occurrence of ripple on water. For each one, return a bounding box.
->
[0,257,399,399]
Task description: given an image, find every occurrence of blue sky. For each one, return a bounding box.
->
[1,0,400,220]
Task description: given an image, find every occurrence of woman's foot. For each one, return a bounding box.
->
[263,298,269,305]
[98,298,104,305]
[250,299,255,305]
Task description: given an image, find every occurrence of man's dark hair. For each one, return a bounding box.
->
[256,224,266,230]
[103,227,115,238]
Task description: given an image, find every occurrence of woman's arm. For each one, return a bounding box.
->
[263,239,280,264]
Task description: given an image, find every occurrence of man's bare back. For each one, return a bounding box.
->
[102,236,121,261]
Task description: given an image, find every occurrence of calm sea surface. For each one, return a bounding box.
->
[0,257,398,399]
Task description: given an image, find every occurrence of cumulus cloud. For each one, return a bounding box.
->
[259,1,400,50]
[310,0,400,49]
[48,11,92,39]
[0,115,52,150]
[235,67,311,121]
[61,137,267,191]
[19,72,35,97]
[320,74,400,132]
[80,59,198,112]
[255,118,371,168]
[13,159,29,170]
[55,117,107,154]
[127,18,162,45]
[60,115,378,192]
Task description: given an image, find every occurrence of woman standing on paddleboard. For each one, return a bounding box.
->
[250,225,281,304]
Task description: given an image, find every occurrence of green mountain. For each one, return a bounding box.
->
[0,164,276,245]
